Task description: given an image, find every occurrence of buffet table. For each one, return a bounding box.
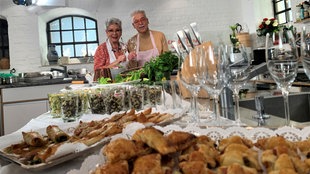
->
[0,83,309,174]
[1,111,310,174]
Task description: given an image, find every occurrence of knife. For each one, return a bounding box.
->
[183,26,195,49]
[177,30,190,54]
[190,22,202,45]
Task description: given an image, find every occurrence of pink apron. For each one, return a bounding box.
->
[136,31,159,67]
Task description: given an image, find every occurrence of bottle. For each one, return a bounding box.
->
[301,5,305,20]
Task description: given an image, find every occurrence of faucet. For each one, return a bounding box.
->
[220,62,269,120]
[51,65,68,78]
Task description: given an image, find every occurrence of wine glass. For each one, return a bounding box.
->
[197,43,231,126]
[301,26,310,80]
[227,44,251,125]
[178,49,201,123]
[265,29,299,126]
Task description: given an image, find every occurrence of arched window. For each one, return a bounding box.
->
[46,15,99,59]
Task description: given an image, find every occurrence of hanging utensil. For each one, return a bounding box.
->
[183,26,195,49]
[236,23,242,33]
[177,30,190,54]
[190,22,202,45]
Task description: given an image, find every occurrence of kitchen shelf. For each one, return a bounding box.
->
[295,18,310,23]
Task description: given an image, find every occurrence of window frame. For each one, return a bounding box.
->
[46,15,99,59]
[272,0,292,24]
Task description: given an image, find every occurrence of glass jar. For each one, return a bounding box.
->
[48,92,63,118]
[60,92,79,122]
[129,85,144,111]
[75,89,90,116]
[88,88,106,114]
[105,87,125,114]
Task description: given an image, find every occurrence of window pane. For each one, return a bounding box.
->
[276,1,285,12]
[51,32,61,43]
[287,11,293,22]
[88,43,98,56]
[86,19,95,28]
[285,0,291,8]
[75,44,87,57]
[74,17,85,29]
[62,45,74,57]
[55,45,61,57]
[62,31,73,43]
[74,30,85,42]
[277,13,286,24]
[50,20,60,30]
[87,30,97,41]
[61,17,72,30]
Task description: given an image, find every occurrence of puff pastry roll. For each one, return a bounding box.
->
[46,125,70,143]
[22,131,47,147]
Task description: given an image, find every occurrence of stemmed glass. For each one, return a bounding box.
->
[197,43,230,126]
[227,44,251,125]
[301,26,310,80]
[265,29,299,126]
[178,49,201,123]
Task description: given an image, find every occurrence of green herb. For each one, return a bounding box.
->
[143,51,179,82]
[98,77,112,84]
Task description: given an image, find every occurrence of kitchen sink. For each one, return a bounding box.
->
[239,93,310,123]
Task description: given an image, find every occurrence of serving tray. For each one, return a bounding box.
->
[0,124,110,171]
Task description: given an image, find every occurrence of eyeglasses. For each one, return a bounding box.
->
[133,17,147,25]
[107,29,121,33]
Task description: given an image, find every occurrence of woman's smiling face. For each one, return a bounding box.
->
[132,12,149,33]
[106,24,122,43]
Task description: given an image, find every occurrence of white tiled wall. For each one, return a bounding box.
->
[0,0,274,74]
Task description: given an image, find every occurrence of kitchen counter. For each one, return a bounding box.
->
[0,77,88,88]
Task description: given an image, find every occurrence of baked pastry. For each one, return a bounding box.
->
[218,135,253,152]
[179,161,215,174]
[103,138,138,163]
[166,130,197,151]
[132,153,164,174]
[132,127,176,155]
[91,160,129,174]
[22,131,47,147]
[46,125,70,143]
[217,163,258,174]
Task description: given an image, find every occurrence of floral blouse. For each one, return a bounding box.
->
[93,42,110,71]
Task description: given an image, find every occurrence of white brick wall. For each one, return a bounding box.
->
[0,0,276,73]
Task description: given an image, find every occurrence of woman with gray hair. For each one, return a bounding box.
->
[93,17,129,81]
